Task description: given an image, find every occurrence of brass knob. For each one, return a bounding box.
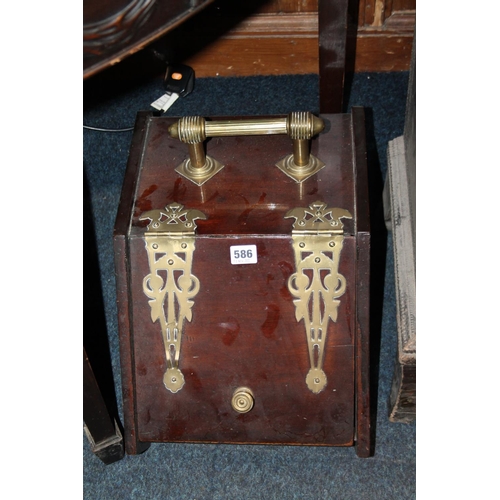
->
[231,387,254,414]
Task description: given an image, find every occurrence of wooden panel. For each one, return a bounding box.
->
[178,27,413,76]
[404,36,416,261]
[113,112,152,455]
[360,0,416,27]
[386,136,415,357]
[383,38,416,423]
[157,0,415,77]
[178,15,319,77]
[130,233,356,445]
[128,114,356,237]
[355,33,414,72]
[257,0,318,13]
[392,0,416,12]
[351,107,371,457]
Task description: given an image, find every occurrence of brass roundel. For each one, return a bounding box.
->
[163,368,185,394]
[231,387,254,414]
[306,368,327,394]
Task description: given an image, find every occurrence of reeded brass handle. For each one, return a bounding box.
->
[168,112,326,185]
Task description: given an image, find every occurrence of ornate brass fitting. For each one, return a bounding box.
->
[285,201,352,394]
[168,112,325,184]
[140,203,206,393]
[276,112,326,182]
[169,116,225,186]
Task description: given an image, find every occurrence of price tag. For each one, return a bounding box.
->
[230,245,258,265]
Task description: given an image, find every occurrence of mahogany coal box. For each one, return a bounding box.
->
[113,108,372,458]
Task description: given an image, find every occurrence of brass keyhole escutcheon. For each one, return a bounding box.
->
[231,387,254,414]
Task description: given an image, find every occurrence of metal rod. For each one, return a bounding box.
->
[205,118,288,137]
[169,113,324,141]
[293,139,310,166]
[188,142,206,169]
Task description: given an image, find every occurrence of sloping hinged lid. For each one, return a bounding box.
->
[128,113,358,238]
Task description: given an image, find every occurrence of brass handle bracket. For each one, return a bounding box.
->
[168,116,224,187]
[276,111,326,183]
[168,112,325,185]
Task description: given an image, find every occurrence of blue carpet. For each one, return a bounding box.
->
[83,72,415,499]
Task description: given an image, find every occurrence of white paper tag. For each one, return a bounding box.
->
[230,245,258,265]
[150,93,180,112]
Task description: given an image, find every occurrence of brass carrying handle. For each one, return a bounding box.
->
[168,112,325,185]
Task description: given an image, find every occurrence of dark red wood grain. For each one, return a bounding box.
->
[113,112,151,455]
[351,107,372,457]
[128,114,356,237]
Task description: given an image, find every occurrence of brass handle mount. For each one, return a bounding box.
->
[168,112,326,185]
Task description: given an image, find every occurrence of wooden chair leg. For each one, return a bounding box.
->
[83,347,124,464]
[318,0,359,114]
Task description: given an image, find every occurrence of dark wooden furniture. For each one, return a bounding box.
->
[83,347,124,464]
[89,0,374,459]
[383,36,415,422]
[176,0,415,76]
[83,0,215,79]
[114,108,372,457]
[84,171,125,464]
[83,0,415,80]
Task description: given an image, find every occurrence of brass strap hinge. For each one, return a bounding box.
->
[140,203,206,393]
[285,201,352,394]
